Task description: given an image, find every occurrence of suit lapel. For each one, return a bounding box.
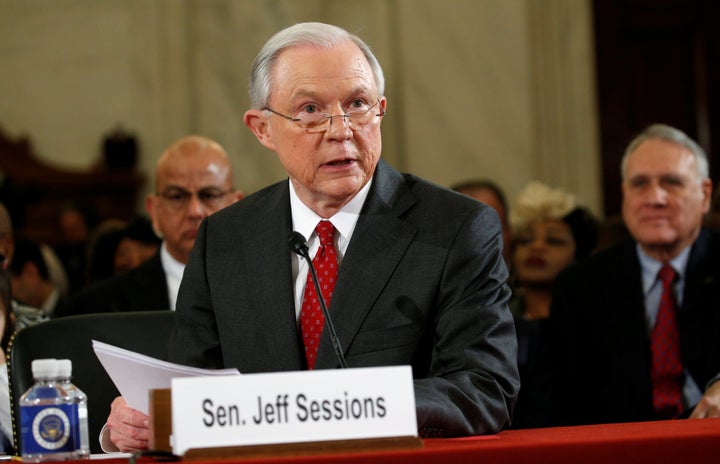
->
[682,229,715,312]
[314,160,417,368]
[241,182,304,370]
[679,229,717,382]
[604,242,653,403]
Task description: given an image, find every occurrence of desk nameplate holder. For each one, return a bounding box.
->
[148,366,423,460]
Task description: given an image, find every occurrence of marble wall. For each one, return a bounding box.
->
[0,0,602,217]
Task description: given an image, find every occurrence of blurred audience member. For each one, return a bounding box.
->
[1,203,64,329]
[85,219,128,285]
[0,204,13,270]
[0,267,14,357]
[85,216,161,285]
[0,267,16,452]
[507,181,597,428]
[548,123,720,425]
[55,201,98,295]
[452,179,512,264]
[9,236,66,326]
[40,243,70,298]
[113,216,161,275]
[58,136,243,317]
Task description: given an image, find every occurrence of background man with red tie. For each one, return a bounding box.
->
[546,124,720,425]
[104,22,518,452]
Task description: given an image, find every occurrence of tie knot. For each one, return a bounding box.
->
[315,221,335,247]
[658,265,677,285]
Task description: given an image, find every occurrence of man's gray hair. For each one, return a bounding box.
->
[248,22,385,109]
[621,123,709,182]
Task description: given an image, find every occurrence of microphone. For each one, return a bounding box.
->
[288,231,348,368]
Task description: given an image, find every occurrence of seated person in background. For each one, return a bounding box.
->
[113,216,161,275]
[2,204,52,328]
[103,21,519,452]
[54,201,98,295]
[452,179,512,265]
[8,236,67,326]
[0,266,17,452]
[547,123,720,425]
[0,204,13,271]
[506,181,597,428]
[57,136,244,317]
[84,219,130,285]
[85,216,160,285]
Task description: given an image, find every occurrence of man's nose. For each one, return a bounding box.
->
[186,193,207,216]
[324,104,353,138]
[646,183,669,204]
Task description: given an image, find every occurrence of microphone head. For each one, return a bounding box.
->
[288,231,309,257]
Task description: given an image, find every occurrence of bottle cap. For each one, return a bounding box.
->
[57,359,72,377]
[31,359,58,379]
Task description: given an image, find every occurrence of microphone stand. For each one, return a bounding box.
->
[289,232,348,368]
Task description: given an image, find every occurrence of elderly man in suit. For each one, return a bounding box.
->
[104,22,518,452]
[59,136,244,316]
[546,123,720,426]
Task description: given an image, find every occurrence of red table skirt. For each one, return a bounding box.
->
[93,418,720,464]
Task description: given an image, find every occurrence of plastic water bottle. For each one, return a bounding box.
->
[19,359,90,461]
[56,359,90,459]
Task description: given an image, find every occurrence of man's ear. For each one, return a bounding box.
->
[145,194,163,239]
[701,177,713,214]
[244,109,277,152]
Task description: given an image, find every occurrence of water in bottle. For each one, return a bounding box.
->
[56,359,90,459]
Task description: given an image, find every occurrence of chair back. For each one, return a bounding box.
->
[8,311,175,454]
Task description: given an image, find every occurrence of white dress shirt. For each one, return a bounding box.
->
[159,242,185,311]
[289,178,372,320]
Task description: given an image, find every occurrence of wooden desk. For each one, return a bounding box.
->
[101,419,720,464]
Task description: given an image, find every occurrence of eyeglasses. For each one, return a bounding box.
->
[157,188,232,211]
[263,100,385,133]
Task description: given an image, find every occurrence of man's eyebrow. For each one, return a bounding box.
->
[159,185,189,192]
[290,85,373,101]
[290,89,321,101]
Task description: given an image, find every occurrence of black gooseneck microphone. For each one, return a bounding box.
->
[288,231,348,369]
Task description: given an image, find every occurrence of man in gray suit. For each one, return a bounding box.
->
[105,22,518,452]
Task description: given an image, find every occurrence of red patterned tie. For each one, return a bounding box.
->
[650,265,683,419]
[300,221,337,369]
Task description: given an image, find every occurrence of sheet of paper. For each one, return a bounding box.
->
[92,340,240,414]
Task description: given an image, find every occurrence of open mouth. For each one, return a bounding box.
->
[326,159,353,166]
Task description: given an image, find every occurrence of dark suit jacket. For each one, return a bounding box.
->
[57,251,171,316]
[547,228,720,425]
[168,159,520,437]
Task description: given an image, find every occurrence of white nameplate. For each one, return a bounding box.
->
[170,366,417,456]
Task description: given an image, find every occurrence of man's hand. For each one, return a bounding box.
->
[104,396,151,452]
[690,380,720,419]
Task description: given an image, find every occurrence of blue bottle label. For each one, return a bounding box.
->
[21,404,80,454]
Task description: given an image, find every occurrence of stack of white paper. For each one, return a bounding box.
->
[92,340,240,414]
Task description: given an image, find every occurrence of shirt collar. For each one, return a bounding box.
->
[637,243,692,294]
[160,242,185,281]
[289,177,373,245]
